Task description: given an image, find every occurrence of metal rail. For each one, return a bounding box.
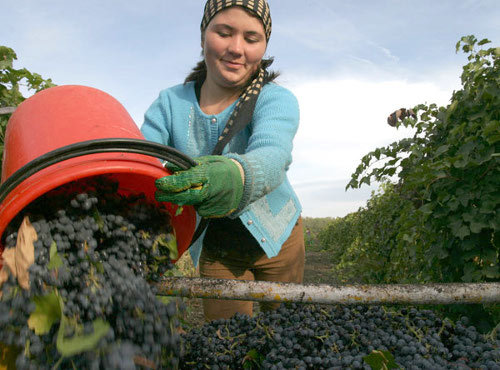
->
[157,277,500,305]
[0,107,16,115]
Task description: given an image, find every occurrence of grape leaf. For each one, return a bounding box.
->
[14,216,37,290]
[47,242,63,270]
[363,350,399,369]
[57,317,110,357]
[175,206,184,216]
[166,233,178,260]
[92,208,105,230]
[0,217,37,292]
[154,233,178,260]
[455,225,471,240]
[27,291,62,335]
[242,349,264,369]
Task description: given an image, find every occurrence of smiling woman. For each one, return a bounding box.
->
[140,0,305,322]
[201,7,267,109]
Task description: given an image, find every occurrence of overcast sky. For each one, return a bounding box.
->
[3,0,500,217]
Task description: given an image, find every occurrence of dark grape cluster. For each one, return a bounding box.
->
[0,175,182,369]
[180,303,500,369]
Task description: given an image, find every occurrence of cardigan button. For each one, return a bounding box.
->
[247,220,253,225]
[211,117,217,124]
[261,238,266,243]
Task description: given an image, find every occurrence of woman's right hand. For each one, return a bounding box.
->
[155,155,243,218]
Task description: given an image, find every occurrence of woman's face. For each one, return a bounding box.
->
[202,6,267,91]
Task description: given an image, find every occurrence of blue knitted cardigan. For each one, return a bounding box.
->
[141,81,302,265]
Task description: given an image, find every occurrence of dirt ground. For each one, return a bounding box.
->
[178,249,333,329]
[302,250,336,285]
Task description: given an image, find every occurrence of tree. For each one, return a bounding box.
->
[1,46,55,167]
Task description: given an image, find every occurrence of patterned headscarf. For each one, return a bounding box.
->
[200,0,272,42]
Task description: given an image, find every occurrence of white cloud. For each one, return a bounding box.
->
[286,75,459,218]
[368,42,400,63]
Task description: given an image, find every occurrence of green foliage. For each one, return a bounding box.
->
[0,45,55,166]
[319,184,420,284]
[56,317,110,358]
[302,216,334,250]
[27,287,111,358]
[318,214,357,262]
[47,242,64,270]
[363,350,399,370]
[318,36,499,330]
[242,349,264,369]
[27,291,62,335]
[346,35,499,285]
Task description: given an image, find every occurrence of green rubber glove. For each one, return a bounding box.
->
[155,155,243,218]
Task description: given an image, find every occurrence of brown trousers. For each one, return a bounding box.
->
[199,217,305,321]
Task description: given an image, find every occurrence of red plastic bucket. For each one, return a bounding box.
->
[0,85,196,262]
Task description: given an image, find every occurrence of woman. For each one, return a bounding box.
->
[141,0,304,321]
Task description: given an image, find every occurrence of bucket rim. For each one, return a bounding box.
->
[0,155,196,258]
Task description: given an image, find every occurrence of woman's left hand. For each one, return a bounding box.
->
[155,155,243,218]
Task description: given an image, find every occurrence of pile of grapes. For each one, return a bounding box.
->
[181,303,500,369]
[1,177,499,369]
[0,176,183,369]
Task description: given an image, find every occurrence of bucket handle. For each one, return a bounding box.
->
[0,138,197,205]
